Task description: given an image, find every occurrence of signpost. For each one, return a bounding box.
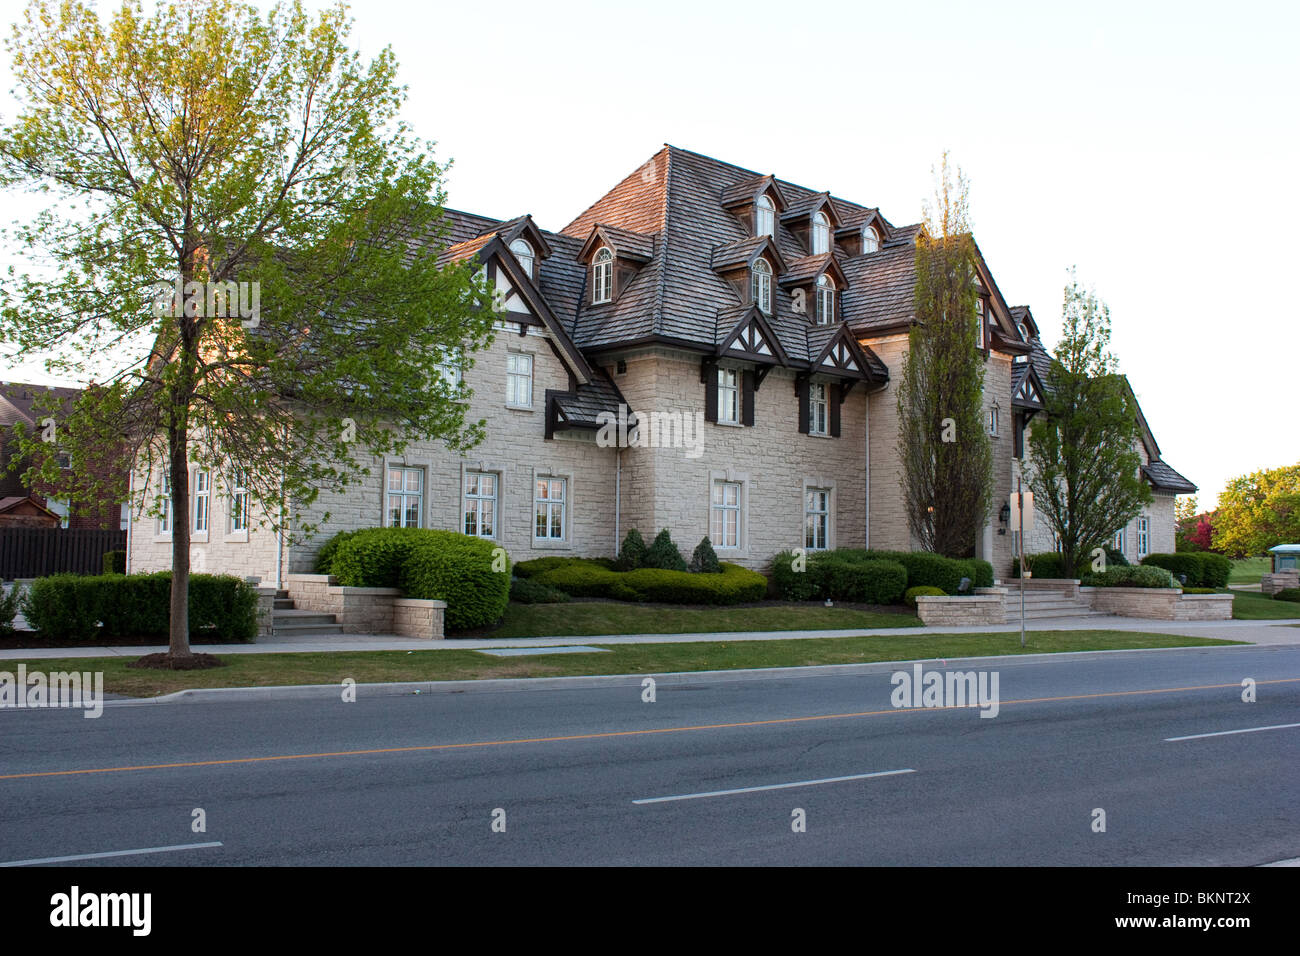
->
[1010,483,1035,648]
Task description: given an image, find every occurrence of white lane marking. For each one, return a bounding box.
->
[633,769,915,804]
[1165,722,1300,742]
[0,841,223,867]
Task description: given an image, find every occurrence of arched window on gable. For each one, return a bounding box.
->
[816,274,836,324]
[812,211,830,255]
[751,258,773,314]
[592,247,613,304]
[862,225,880,254]
[510,239,535,279]
[756,195,775,237]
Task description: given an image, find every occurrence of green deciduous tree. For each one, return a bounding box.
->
[1212,464,1300,557]
[897,152,992,557]
[0,0,497,662]
[1024,271,1151,577]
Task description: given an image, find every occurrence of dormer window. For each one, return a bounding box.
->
[974,295,986,349]
[592,247,613,304]
[756,195,775,237]
[816,274,836,324]
[510,239,534,279]
[812,212,830,255]
[862,225,880,254]
[751,258,773,314]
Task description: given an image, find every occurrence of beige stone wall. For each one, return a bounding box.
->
[915,592,1007,625]
[1085,586,1232,621]
[863,334,912,552]
[608,349,870,570]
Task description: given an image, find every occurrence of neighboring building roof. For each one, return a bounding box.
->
[1268,544,1300,554]
[0,382,82,428]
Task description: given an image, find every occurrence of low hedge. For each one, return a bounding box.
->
[1274,588,1300,604]
[1012,552,1067,579]
[1081,565,1177,589]
[514,555,616,579]
[770,549,980,601]
[22,572,258,642]
[1141,552,1231,589]
[905,585,944,608]
[532,558,766,605]
[813,556,908,605]
[510,577,571,604]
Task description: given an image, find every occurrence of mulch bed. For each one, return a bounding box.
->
[126,652,227,671]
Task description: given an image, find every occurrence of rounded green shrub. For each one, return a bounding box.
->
[770,550,817,600]
[314,529,362,575]
[1082,565,1177,589]
[330,527,429,588]
[1012,552,1067,579]
[1140,553,1204,586]
[397,531,510,631]
[1197,553,1232,589]
[622,563,766,604]
[811,555,907,604]
[905,585,944,608]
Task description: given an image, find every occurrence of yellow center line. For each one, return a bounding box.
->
[2,677,1296,782]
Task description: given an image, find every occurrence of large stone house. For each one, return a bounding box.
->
[127,145,1195,584]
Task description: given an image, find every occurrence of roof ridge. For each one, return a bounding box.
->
[651,147,675,338]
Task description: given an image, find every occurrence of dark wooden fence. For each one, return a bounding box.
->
[0,527,126,579]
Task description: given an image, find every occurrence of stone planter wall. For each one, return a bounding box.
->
[916,591,1007,626]
[253,586,277,639]
[285,574,446,639]
[1084,586,1233,621]
[1261,570,1300,596]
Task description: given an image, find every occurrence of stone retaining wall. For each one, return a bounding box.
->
[915,591,1007,626]
[1084,587,1233,621]
[1261,570,1300,596]
[285,574,446,639]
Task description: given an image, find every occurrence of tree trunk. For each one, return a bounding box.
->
[169,429,191,659]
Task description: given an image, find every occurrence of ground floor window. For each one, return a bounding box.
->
[386,466,423,528]
[1113,526,1127,557]
[805,487,830,550]
[464,471,497,538]
[711,480,741,549]
[534,477,566,540]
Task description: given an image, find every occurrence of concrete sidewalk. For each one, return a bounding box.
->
[2,613,1298,660]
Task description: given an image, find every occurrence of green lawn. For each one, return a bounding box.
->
[23,630,1244,698]
[1232,591,1300,620]
[1229,556,1271,585]
[467,601,923,639]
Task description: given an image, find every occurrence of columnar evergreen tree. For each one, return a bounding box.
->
[1024,271,1151,577]
[897,152,993,557]
[0,0,497,663]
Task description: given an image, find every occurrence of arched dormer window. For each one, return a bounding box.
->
[751,258,772,314]
[812,211,830,255]
[756,195,775,237]
[862,225,880,254]
[592,247,613,304]
[816,274,836,324]
[509,239,534,279]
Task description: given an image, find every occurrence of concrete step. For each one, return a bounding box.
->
[1014,608,1105,620]
[273,599,295,610]
[272,623,348,637]
[275,590,290,599]
[272,611,337,627]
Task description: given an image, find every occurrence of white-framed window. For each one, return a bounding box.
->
[809,382,828,435]
[988,403,1000,437]
[506,352,533,408]
[119,502,130,532]
[711,479,741,549]
[509,238,534,279]
[193,469,210,534]
[1137,516,1150,558]
[756,194,774,237]
[812,211,830,255]
[816,274,835,324]
[157,472,171,535]
[805,487,831,551]
[862,225,880,254]
[463,471,497,538]
[229,468,250,533]
[1113,526,1127,556]
[717,367,740,424]
[47,498,70,530]
[592,247,613,303]
[751,257,772,314]
[534,477,566,541]
[974,297,986,349]
[436,346,462,390]
[385,466,423,529]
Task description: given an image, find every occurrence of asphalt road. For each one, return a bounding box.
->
[1,644,1297,865]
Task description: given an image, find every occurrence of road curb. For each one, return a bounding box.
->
[101,641,1283,707]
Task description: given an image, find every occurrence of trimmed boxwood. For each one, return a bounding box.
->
[330,527,430,588]
[514,555,616,579]
[905,585,944,608]
[314,529,363,575]
[22,572,258,642]
[811,555,908,604]
[397,531,510,631]
[533,558,766,605]
[510,577,570,604]
[1081,565,1177,589]
[1196,553,1232,589]
[770,550,818,601]
[1140,553,1204,586]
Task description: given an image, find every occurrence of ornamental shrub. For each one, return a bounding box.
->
[616,529,648,571]
[770,550,818,601]
[1082,565,1177,589]
[643,529,687,572]
[689,536,722,574]
[398,531,510,631]
[904,585,944,607]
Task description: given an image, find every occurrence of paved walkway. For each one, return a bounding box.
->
[2,614,1298,660]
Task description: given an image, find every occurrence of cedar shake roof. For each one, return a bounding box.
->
[550,369,628,429]
[1143,460,1197,494]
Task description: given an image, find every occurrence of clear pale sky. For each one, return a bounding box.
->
[1,0,1296,507]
